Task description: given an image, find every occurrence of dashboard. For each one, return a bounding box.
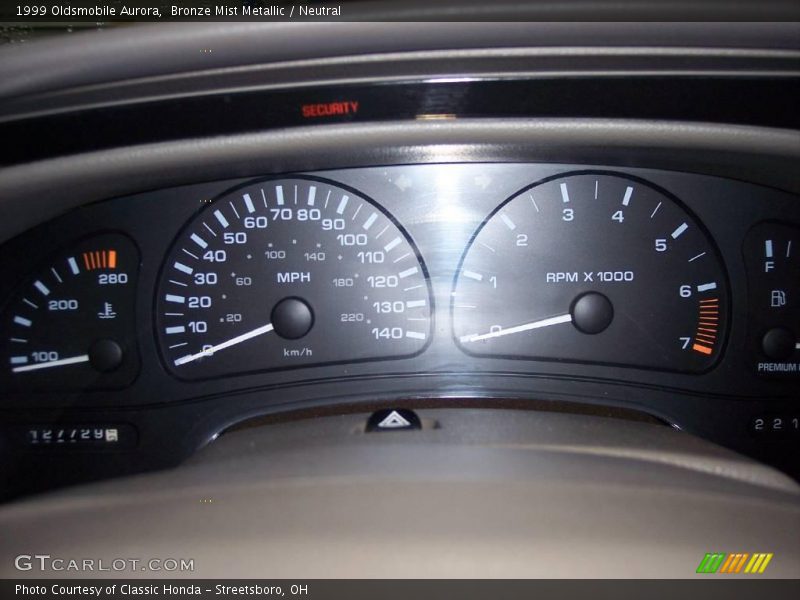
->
[1,21,799,502]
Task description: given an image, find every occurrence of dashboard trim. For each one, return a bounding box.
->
[1,118,799,245]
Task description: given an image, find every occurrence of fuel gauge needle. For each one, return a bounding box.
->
[460,313,572,343]
[12,354,90,373]
[174,322,274,366]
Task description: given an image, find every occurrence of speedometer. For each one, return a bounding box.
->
[156,176,432,379]
[452,172,729,372]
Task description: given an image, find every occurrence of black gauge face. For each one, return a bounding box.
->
[0,233,140,390]
[453,172,728,372]
[743,222,800,376]
[156,177,432,379]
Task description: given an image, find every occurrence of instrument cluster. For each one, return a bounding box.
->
[0,162,799,485]
[0,164,798,393]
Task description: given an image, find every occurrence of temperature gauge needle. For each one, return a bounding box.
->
[460,313,573,343]
[12,354,90,373]
[174,322,274,366]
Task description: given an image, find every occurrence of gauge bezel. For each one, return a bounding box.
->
[450,169,732,374]
[152,174,436,381]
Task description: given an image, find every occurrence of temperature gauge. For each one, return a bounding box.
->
[744,222,800,377]
[0,233,140,391]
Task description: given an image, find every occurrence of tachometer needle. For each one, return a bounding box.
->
[174,322,274,366]
[12,354,90,373]
[460,313,572,343]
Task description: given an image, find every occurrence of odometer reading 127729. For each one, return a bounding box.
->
[156,177,432,379]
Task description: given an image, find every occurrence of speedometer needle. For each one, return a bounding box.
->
[174,322,274,366]
[12,354,90,373]
[459,313,573,343]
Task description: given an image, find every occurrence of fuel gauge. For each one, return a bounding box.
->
[0,233,140,391]
[744,222,800,377]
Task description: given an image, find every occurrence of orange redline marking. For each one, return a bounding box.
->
[81,250,117,271]
[700,298,719,303]
[693,343,713,355]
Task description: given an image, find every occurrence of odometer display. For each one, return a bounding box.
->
[453,172,728,372]
[156,177,432,379]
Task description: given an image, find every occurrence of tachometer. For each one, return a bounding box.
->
[156,177,432,379]
[452,172,728,372]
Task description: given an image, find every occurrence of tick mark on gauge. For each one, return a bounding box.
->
[560,183,570,203]
[67,257,80,275]
[190,234,208,249]
[671,222,689,239]
[213,210,229,228]
[500,214,516,230]
[14,316,32,327]
[529,194,540,212]
[363,212,378,230]
[34,280,50,296]
[307,186,316,207]
[405,331,426,340]
[174,262,193,275]
[650,202,662,219]
[462,270,483,281]
[22,299,37,309]
[399,267,418,279]
[243,193,255,213]
[275,185,285,206]
[697,282,717,292]
[688,252,706,263]
[478,241,495,253]
[384,237,402,252]
[622,186,633,206]
[336,195,349,215]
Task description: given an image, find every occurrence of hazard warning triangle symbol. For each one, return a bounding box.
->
[377,410,412,429]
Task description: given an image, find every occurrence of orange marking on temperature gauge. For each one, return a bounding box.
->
[82,250,118,271]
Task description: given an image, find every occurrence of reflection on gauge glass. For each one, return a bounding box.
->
[156,176,433,379]
[453,172,728,372]
[0,233,140,390]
